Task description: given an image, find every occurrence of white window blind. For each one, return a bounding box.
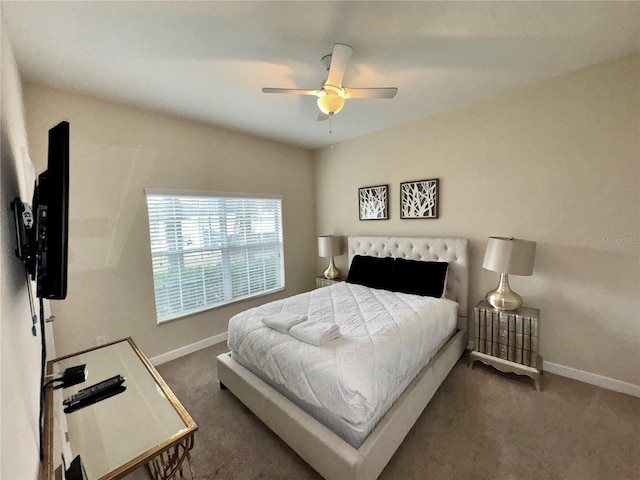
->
[145,190,284,323]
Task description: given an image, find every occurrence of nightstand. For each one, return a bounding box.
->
[469,300,543,391]
[315,277,344,288]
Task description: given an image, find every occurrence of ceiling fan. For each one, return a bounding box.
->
[262,43,398,121]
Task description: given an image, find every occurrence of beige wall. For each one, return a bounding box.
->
[0,9,41,478]
[23,84,316,358]
[314,54,640,386]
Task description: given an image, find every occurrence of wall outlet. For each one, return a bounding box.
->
[95,335,107,346]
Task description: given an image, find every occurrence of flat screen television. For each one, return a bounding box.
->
[34,121,69,299]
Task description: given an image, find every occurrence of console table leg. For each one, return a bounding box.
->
[147,435,195,480]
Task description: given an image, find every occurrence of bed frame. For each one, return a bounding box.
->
[217,236,469,479]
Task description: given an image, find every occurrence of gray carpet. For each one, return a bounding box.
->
[126,342,640,479]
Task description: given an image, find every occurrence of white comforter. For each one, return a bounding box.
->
[227,282,457,429]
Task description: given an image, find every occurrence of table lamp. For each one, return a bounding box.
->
[318,235,344,280]
[482,236,536,311]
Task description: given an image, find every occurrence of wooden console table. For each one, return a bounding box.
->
[42,337,197,479]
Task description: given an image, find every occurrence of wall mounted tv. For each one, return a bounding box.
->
[37,121,69,299]
[12,120,69,300]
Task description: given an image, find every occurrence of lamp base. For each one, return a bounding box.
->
[485,273,523,311]
[323,257,341,280]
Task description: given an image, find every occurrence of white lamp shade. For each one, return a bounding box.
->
[318,235,344,257]
[482,237,536,276]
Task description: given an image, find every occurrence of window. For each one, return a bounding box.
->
[145,189,284,323]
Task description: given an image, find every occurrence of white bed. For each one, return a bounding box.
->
[217,236,469,479]
[228,282,459,448]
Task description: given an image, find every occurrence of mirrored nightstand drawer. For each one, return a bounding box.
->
[471,300,543,391]
[315,277,345,288]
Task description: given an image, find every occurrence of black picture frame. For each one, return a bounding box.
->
[400,178,439,219]
[358,184,389,220]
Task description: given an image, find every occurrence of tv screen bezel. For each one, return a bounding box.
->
[36,120,69,300]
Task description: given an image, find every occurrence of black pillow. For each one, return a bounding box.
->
[346,255,394,290]
[391,258,449,298]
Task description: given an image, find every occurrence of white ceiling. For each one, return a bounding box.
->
[3,1,639,149]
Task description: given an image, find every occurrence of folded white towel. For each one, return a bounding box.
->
[261,312,307,334]
[289,321,341,346]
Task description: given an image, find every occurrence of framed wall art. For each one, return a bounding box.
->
[359,184,389,220]
[400,178,439,219]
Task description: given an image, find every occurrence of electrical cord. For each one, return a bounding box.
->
[43,378,64,388]
[14,199,48,459]
[25,269,38,336]
[38,297,47,461]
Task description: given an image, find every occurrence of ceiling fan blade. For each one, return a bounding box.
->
[262,87,320,96]
[317,112,330,121]
[344,87,398,99]
[325,43,353,87]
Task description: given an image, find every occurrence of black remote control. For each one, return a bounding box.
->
[63,375,126,408]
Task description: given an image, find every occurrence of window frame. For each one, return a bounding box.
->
[145,188,285,323]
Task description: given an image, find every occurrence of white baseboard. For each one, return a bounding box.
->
[150,332,228,366]
[543,360,640,398]
[149,333,639,398]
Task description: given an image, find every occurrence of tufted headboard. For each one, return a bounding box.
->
[348,236,469,327]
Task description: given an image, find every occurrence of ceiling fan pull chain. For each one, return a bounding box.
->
[328,115,335,149]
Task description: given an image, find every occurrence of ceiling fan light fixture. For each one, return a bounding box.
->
[317,85,345,115]
[262,44,398,119]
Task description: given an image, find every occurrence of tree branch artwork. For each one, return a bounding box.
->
[359,185,389,220]
[400,179,439,219]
